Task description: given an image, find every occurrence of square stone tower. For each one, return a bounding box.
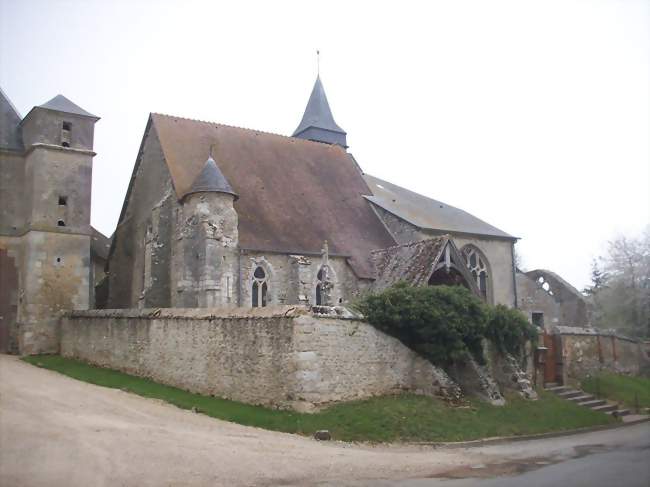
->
[14,95,98,353]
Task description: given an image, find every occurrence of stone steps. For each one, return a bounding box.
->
[610,409,630,417]
[544,384,630,418]
[577,399,606,408]
[557,389,584,399]
[591,404,618,414]
[567,394,595,402]
[546,385,569,393]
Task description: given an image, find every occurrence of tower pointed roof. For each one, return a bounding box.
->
[185,155,238,200]
[37,94,98,119]
[293,76,347,147]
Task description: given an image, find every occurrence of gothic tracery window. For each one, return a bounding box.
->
[462,246,490,300]
[252,266,268,307]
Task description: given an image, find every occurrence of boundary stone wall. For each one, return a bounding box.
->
[60,306,459,411]
[554,326,649,382]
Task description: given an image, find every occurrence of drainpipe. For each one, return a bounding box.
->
[511,241,519,309]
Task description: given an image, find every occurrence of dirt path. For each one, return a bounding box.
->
[1,354,646,486]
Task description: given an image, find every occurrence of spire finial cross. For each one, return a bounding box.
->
[317,49,320,77]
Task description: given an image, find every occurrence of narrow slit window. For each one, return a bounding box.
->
[315,283,322,305]
[58,196,67,206]
[61,121,72,147]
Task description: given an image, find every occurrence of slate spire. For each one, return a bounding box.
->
[186,153,238,200]
[293,76,347,148]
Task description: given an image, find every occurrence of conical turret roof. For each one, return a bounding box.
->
[293,76,347,147]
[186,155,238,200]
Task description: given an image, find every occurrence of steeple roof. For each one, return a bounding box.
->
[293,76,347,147]
[185,155,238,200]
[0,87,23,150]
[37,94,98,119]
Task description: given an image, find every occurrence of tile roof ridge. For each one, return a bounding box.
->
[151,112,347,150]
[371,235,449,254]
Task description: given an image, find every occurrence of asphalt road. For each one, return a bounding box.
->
[336,423,650,487]
[1,354,649,487]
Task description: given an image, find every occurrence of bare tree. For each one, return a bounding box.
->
[589,227,650,338]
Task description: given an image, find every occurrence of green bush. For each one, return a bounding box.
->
[355,283,538,366]
[485,304,538,357]
[354,283,488,365]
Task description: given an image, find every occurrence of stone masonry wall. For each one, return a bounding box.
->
[239,252,367,308]
[557,327,649,382]
[60,306,459,411]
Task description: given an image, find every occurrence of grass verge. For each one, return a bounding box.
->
[581,372,650,410]
[23,355,616,442]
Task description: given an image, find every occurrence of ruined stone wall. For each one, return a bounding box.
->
[557,328,648,382]
[517,271,590,330]
[516,272,561,330]
[60,307,459,411]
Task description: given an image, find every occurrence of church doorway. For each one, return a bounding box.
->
[428,267,471,290]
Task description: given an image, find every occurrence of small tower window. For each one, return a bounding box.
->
[58,196,67,206]
[57,220,66,227]
[61,121,72,147]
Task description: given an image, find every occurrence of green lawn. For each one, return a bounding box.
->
[581,372,650,410]
[23,355,616,443]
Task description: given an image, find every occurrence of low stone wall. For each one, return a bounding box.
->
[60,306,459,411]
[555,326,648,381]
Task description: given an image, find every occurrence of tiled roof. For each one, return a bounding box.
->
[364,174,515,240]
[151,113,395,278]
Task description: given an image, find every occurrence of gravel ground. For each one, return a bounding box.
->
[1,354,646,486]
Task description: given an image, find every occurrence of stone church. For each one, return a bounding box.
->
[103,76,518,312]
[0,76,588,355]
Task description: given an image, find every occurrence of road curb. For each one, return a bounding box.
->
[415,416,650,449]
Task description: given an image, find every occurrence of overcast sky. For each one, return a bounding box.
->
[1,0,648,290]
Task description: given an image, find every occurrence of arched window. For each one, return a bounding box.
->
[252,266,268,307]
[462,246,490,300]
[315,267,325,305]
